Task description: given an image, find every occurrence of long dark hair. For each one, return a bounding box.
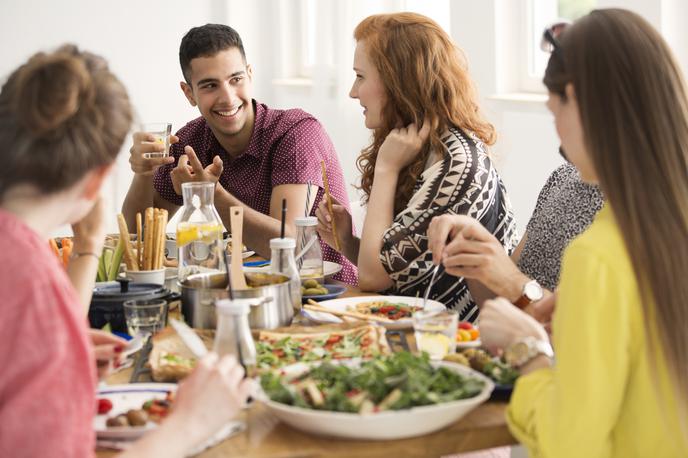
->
[0,44,132,200]
[545,8,688,425]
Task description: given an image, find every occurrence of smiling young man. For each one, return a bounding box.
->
[122,24,356,283]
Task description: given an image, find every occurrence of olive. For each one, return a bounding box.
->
[303,279,320,289]
[316,287,328,295]
[106,415,129,427]
[126,409,148,426]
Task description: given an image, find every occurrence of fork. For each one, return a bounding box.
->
[422,264,441,309]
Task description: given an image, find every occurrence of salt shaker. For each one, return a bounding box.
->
[268,237,302,311]
[214,298,257,373]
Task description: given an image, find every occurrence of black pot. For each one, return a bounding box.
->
[89,278,180,333]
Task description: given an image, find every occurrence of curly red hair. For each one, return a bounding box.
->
[354,13,495,214]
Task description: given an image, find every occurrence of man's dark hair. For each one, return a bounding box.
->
[179,24,246,83]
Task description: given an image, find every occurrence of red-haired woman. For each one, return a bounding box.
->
[317,12,518,320]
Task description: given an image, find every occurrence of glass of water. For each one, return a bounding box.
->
[142,122,172,159]
[413,309,458,360]
[123,299,168,337]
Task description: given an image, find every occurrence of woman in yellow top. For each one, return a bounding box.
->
[428,8,688,457]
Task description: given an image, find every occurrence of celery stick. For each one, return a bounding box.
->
[97,248,109,282]
[107,240,125,281]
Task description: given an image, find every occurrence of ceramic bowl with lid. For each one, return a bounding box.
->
[89,278,180,333]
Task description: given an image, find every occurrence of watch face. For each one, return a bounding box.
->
[506,341,529,366]
[524,281,544,301]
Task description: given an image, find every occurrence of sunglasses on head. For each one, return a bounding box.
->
[540,21,571,53]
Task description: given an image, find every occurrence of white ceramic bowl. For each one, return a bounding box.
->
[259,361,494,440]
[125,268,166,285]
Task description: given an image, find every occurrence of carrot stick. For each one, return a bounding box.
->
[49,239,60,260]
[61,238,73,268]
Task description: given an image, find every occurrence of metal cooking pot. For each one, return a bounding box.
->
[180,272,295,330]
[89,278,180,333]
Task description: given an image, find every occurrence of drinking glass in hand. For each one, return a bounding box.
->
[123,299,168,337]
[142,122,172,159]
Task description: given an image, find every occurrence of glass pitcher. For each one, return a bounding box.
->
[294,216,323,280]
[268,237,302,311]
[176,182,225,282]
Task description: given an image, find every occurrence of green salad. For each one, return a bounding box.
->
[260,352,485,413]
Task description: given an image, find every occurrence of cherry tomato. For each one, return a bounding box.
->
[458,322,473,330]
[97,398,113,415]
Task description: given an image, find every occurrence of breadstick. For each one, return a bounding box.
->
[320,161,341,252]
[305,299,393,323]
[156,209,168,269]
[136,212,142,270]
[143,207,154,270]
[117,214,138,271]
[151,209,162,270]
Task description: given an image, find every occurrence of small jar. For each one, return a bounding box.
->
[214,298,257,373]
[268,237,302,311]
[294,216,323,281]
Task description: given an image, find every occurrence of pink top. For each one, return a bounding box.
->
[0,209,97,458]
[154,100,357,284]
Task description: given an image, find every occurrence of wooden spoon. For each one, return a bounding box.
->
[229,206,248,290]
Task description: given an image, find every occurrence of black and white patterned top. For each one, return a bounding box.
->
[380,126,519,321]
[517,163,605,290]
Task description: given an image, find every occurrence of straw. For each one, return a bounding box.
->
[223,251,234,300]
[305,180,312,217]
[279,198,287,272]
[320,161,341,251]
[280,198,287,239]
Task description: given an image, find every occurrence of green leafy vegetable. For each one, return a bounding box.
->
[261,352,485,413]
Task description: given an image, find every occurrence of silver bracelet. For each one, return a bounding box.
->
[72,252,100,261]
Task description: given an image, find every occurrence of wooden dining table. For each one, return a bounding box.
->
[96,285,516,457]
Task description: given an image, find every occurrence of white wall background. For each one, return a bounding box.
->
[1,0,685,237]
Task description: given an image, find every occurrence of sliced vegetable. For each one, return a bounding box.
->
[61,238,73,268]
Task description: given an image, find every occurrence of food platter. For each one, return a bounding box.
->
[258,356,494,440]
[302,295,445,330]
[245,261,343,279]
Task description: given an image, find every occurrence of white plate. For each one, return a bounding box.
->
[259,361,494,440]
[302,295,445,330]
[245,261,343,279]
[94,383,176,440]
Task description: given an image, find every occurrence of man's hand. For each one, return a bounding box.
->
[171,145,224,195]
[128,132,177,176]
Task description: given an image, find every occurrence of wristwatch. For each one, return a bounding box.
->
[514,279,544,308]
[504,336,554,368]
